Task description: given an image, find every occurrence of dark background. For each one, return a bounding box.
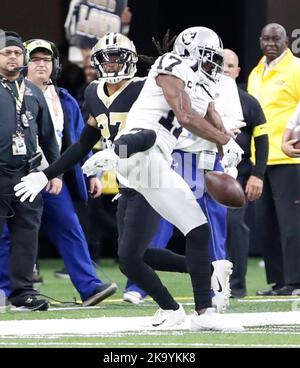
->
[1,0,300,258]
[1,0,300,84]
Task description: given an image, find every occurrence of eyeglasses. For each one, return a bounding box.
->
[30,57,53,64]
[0,50,24,57]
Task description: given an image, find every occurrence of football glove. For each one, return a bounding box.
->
[224,166,238,179]
[14,172,48,202]
[222,138,244,168]
[82,149,118,177]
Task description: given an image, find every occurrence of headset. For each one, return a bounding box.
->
[23,39,62,81]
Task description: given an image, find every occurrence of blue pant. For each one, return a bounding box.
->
[0,184,103,300]
[125,151,227,297]
[0,223,10,297]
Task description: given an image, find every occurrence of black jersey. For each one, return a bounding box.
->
[236,88,266,159]
[236,87,268,180]
[84,77,145,142]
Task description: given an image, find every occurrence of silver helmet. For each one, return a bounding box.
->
[91,32,138,84]
[173,26,224,83]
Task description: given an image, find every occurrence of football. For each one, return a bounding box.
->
[291,125,300,149]
[204,171,247,208]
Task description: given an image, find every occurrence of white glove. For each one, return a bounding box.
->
[82,149,118,177]
[14,172,48,203]
[224,166,238,179]
[222,117,246,131]
[222,138,244,168]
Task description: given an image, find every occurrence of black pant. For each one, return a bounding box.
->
[87,195,118,261]
[256,164,300,285]
[0,169,43,300]
[117,189,181,310]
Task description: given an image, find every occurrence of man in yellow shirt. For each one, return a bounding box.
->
[248,23,300,296]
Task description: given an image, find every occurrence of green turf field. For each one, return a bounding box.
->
[0,258,300,348]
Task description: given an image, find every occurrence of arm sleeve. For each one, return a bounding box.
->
[252,135,269,179]
[250,98,269,179]
[44,124,101,180]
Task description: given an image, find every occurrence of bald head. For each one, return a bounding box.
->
[260,23,288,63]
[261,23,287,39]
[223,48,240,80]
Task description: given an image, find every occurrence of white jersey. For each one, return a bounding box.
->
[117,52,212,160]
[176,74,244,153]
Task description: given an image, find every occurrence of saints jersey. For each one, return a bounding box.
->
[84,77,145,142]
[117,52,212,159]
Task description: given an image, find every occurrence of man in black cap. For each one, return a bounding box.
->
[0,30,60,311]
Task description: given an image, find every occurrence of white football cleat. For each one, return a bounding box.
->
[82,148,119,177]
[211,260,233,313]
[151,304,186,328]
[123,291,144,305]
[190,308,244,332]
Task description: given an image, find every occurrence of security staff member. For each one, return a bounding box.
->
[248,23,300,296]
[0,30,60,311]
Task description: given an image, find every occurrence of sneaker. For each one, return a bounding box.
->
[190,308,244,332]
[211,260,233,313]
[10,295,49,312]
[151,304,186,327]
[82,283,118,307]
[54,267,70,279]
[123,291,144,305]
[256,283,283,296]
[82,148,119,177]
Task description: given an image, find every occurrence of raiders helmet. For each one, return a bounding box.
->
[91,33,138,84]
[173,26,224,83]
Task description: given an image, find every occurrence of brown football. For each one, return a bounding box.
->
[204,171,247,208]
[291,125,300,149]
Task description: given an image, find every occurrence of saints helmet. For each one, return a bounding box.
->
[91,32,138,84]
[173,26,224,83]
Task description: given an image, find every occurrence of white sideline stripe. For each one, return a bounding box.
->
[0,342,300,348]
[0,311,300,336]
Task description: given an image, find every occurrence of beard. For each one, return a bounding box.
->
[7,68,19,77]
[0,65,21,79]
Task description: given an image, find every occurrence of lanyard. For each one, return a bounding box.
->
[0,77,26,133]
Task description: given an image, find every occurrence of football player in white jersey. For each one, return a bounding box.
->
[124,73,244,311]
[81,27,243,331]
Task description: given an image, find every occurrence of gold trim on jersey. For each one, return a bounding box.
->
[96,79,134,108]
[253,123,268,138]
